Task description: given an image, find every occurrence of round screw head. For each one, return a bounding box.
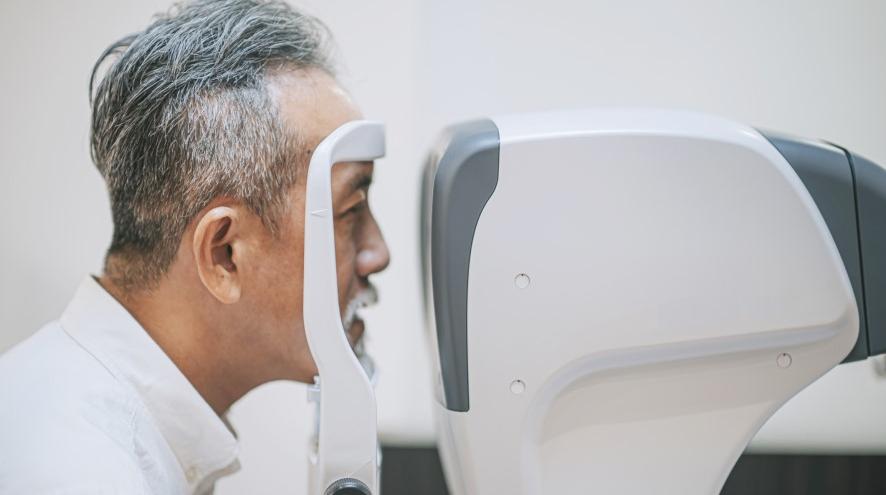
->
[777,352,792,369]
[510,379,526,395]
[515,273,531,289]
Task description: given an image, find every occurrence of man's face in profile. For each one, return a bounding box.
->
[239,68,390,383]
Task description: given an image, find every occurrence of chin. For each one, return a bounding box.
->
[282,348,318,383]
[291,365,319,384]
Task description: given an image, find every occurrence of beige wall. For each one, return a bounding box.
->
[1,1,885,493]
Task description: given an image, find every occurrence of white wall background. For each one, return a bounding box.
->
[1,0,884,493]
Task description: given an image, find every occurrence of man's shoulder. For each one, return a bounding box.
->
[0,321,139,433]
[0,321,124,399]
[0,323,152,493]
[0,434,152,494]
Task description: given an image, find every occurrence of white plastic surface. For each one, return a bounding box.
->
[303,121,385,495]
[434,109,858,495]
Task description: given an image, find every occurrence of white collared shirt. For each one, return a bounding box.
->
[0,276,240,494]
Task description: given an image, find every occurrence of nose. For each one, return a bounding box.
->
[356,214,390,277]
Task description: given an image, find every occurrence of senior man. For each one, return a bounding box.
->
[0,0,390,493]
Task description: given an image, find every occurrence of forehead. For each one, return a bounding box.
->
[265,67,363,151]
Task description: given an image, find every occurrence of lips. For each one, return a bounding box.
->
[349,317,366,356]
[343,297,377,379]
[341,286,378,358]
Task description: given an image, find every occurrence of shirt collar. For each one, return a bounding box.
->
[59,276,240,490]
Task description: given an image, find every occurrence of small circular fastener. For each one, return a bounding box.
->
[777,352,792,369]
[515,273,531,289]
[185,466,198,483]
[325,478,371,495]
[510,379,526,395]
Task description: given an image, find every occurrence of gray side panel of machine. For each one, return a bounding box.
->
[431,119,500,412]
[762,132,869,362]
[849,152,886,356]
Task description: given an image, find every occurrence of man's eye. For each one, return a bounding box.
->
[347,191,368,214]
[344,202,366,216]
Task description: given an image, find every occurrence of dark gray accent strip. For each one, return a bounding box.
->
[848,151,886,356]
[762,132,869,362]
[428,119,500,412]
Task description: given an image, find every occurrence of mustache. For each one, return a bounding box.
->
[342,284,379,331]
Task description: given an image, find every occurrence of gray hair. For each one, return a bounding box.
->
[90,0,333,291]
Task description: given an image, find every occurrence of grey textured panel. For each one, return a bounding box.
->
[849,152,886,356]
[428,119,500,412]
[762,132,868,362]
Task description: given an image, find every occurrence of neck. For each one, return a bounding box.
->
[97,274,252,415]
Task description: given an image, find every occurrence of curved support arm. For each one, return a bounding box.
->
[304,121,385,494]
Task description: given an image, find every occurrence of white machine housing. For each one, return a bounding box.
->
[420,109,886,494]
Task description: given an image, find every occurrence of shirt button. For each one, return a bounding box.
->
[186,466,198,483]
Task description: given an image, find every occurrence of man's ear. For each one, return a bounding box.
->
[193,206,243,304]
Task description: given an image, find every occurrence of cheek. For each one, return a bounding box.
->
[334,226,359,302]
[278,245,306,316]
[249,230,305,322]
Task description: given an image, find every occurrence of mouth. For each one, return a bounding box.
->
[342,285,378,359]
[350,318,366,355]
